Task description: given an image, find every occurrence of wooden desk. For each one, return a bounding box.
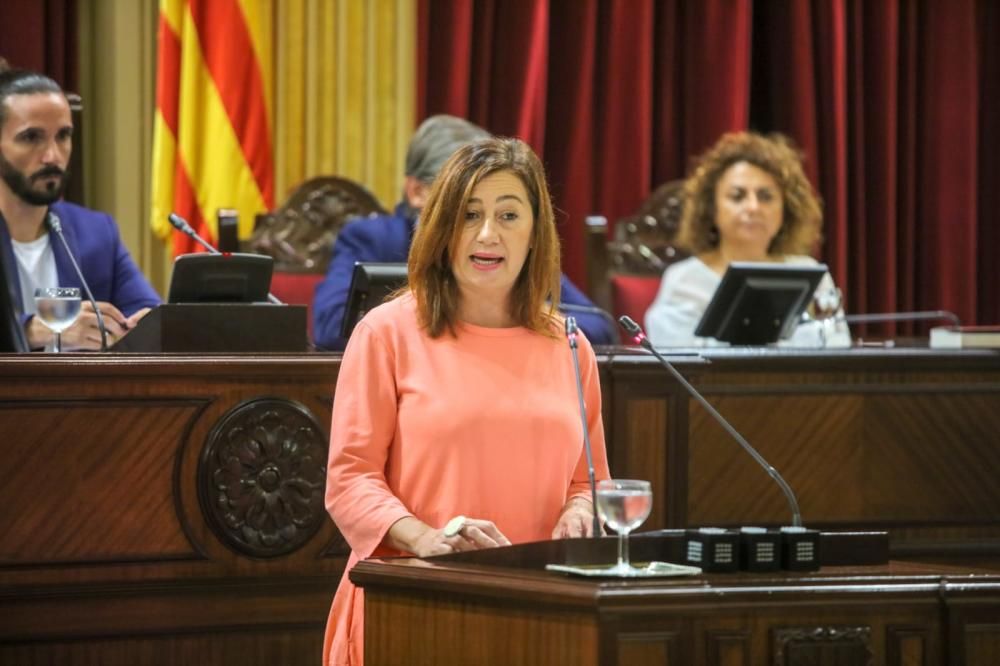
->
[352,536,1000,666]
[1,348,998,663]
[598,348,1000,557]
[0,354,344,665]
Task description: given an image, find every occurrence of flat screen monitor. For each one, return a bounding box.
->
[694,262,827,345]
[340,262,408,340]
[167,253,273,304]
[0,247,29,352]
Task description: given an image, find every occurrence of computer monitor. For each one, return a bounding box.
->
[0,248,29,352]
[340,262,409,340]
[694,262,827,345]
[167,253,273,303]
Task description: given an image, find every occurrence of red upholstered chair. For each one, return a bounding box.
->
[246,177,386,343]
[585,180,687,342]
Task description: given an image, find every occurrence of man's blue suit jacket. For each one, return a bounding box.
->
[1,201,161,330]
[312,203,616,350]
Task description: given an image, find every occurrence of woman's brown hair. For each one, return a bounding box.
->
[676,131,823,256]
[407,136,562,338]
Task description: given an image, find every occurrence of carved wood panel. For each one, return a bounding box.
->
[886,626,928,666]
[772,626,873,666]
[617,630,681,665]
[198,398,330,558]
[706,630,751,666]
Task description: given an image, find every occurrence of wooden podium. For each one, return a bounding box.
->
[352,533,1000,666]
[111,303,308,352]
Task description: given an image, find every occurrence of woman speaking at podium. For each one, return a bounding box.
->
[322,137,610,666]
[645,131,849,348]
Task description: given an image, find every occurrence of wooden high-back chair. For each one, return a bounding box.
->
[246,176,386,339]
[586,180,688,336]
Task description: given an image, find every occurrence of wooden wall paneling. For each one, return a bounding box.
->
[946,595,1000,666]
[0,625,322,666]
[704,629,752,666]
[603,350,1000,555]
[616,629,683,665]
[607,356,698,529]
[364,587,601,666]
[886,626,930,666]
[0,355,345,665]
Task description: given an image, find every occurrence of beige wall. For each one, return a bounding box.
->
[78,0,170,295]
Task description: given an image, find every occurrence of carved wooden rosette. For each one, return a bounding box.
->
[199,398,329,558]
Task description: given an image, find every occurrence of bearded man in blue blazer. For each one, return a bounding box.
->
[312,115,615,350]
[0,68,160,351]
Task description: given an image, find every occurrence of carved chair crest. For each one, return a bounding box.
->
[609,179,687,275]
[247,176,387,272]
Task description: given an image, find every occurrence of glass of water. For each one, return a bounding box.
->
[33,287,82,352]
[595,479,653,576]
[812,287,843,347]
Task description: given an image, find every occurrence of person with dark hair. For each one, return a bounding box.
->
[311,114,615,350]
[0,68,159,350]
[322,136,610,666]
[645,131,848,347]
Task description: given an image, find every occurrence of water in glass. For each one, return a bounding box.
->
[595,479,652,576]
[35,295,82,333]
[596,487,653,534]
[33,287,82,352]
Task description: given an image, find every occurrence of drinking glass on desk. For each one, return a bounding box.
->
[811,287,843,347]
[596,479,653,576]
[33,287,82,352]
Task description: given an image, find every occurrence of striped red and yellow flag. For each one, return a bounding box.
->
[151,0,274,256]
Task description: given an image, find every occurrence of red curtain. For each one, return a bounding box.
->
[418,0,1000,327]
[0,0,78,92]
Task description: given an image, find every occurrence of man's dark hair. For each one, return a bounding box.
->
[0,69,64,127]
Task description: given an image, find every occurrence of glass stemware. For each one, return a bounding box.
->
[811,287,843,347]
[595,479,653,576]
[33,287,82,352]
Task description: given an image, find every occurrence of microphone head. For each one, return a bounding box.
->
[47,212,62,234]
[168,213,192,233]
[565,316,578,336]
[618,315,641,336]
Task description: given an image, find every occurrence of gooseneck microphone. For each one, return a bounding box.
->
[618,316,803,527]
[168,212,221,254]
[167,213,283,305]
[47,213,109,351]
[565,316,602,538]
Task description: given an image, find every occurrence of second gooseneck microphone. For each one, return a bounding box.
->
[167,213,283,305]
[565,316,602,538]
[618,316,803,527]
[47,213,109,351]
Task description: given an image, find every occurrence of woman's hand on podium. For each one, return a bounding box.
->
[386,515,511,557]
[551,496,599,539]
